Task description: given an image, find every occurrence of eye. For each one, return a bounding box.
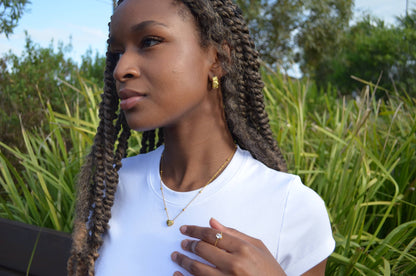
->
[109,45,124,57]
[110,50,123,57]
[111,51,124,60]
[141,36,164,48]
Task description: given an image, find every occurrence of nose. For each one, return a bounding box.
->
[113,52,140,82]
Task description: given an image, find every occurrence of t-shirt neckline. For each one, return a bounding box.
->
[147,145,247,206]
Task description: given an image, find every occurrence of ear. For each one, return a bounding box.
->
[207,41,231,79]
[207,46,223,81]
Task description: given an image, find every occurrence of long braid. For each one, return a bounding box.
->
[67,148,95,275]
[156,128,164,147]
[68,75,110,274]
[139,131,150,154]
[218,0,287,171]
[114,113,131,170]
[68,45,135,274]
[69,0,287,274]
[140,129,162,153]
[181,0,287,171]
[83,50,120,275]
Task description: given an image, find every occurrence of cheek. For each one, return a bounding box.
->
[156,53,208,95]
[174,54,209,91]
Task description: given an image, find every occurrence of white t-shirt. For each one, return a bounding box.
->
[95,146,335,275]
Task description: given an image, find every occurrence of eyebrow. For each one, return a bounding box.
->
[109,20,168,45]
[130,20,168,32]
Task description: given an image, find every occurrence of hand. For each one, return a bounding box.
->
[171,218,286,276]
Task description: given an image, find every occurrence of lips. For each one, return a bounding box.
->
[118,88,146,110]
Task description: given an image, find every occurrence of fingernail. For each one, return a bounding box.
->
[171,252,178,261]
[180,225,187,233]
[181,239,189,249]
[211,217,222,225]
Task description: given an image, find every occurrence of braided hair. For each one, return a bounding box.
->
[68,0,286,274]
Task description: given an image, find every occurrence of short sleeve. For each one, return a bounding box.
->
[276,177,335,275]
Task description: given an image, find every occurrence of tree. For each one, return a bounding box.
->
[395,9,416,95]
[235,0,354,74]
[79,48,107,87]
[296,0,353,75]
[315,11,416,97]
[0,0,30,38]
[236,0,301,68]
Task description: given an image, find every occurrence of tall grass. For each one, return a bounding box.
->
[0,73,415,274]
[0,79,141,231]
[264,71,416,274]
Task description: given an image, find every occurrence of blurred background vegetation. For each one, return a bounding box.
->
[0,0,415,274]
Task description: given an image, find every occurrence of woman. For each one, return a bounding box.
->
[68,0,335,275]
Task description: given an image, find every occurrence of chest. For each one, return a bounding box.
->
[95,180,286,275]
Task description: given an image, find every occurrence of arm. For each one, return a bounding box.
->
[302,259,327,276]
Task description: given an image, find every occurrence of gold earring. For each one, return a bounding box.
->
[212,76,219,89]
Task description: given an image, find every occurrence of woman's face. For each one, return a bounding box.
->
[110,0,217,131]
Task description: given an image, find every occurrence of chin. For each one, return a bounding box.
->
[123,113,153,132]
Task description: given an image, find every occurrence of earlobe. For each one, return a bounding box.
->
[207,42,231,90]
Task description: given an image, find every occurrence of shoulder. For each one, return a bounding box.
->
[238,148,297,184]
[236,149,334,275]
[285,177,326,213]
[238,148,326,200]
[276,175,335,275]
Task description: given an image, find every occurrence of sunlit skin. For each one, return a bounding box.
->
[110,0,327,275]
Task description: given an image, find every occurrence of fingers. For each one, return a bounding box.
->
[209,217,226,231]
[209,218,266,249]
[171,251,221,276]
[180,239,230,269]
[180,224,240,252]
[174,219,284,276]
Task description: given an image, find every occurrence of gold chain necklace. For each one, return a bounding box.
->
[160,146,237,227]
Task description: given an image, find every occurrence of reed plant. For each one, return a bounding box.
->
[0,72,415,274]
[264,70,416,274]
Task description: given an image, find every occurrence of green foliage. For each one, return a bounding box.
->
[296,0,354,74]
[235,0,353,71]
[0,34,106,167]
[315,11,416,97]
[79,48,107,88]
[0,80,96,232]
[236,1,414,99]
[0,77,139,231]
[0,0,30,37]
[263,69,416,274]
[0,34,78,157]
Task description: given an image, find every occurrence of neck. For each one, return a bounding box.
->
[160,110,235,192]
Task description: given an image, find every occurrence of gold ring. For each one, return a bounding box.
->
[214,232,223,247]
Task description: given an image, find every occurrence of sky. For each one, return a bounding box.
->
[0,0,415,65]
